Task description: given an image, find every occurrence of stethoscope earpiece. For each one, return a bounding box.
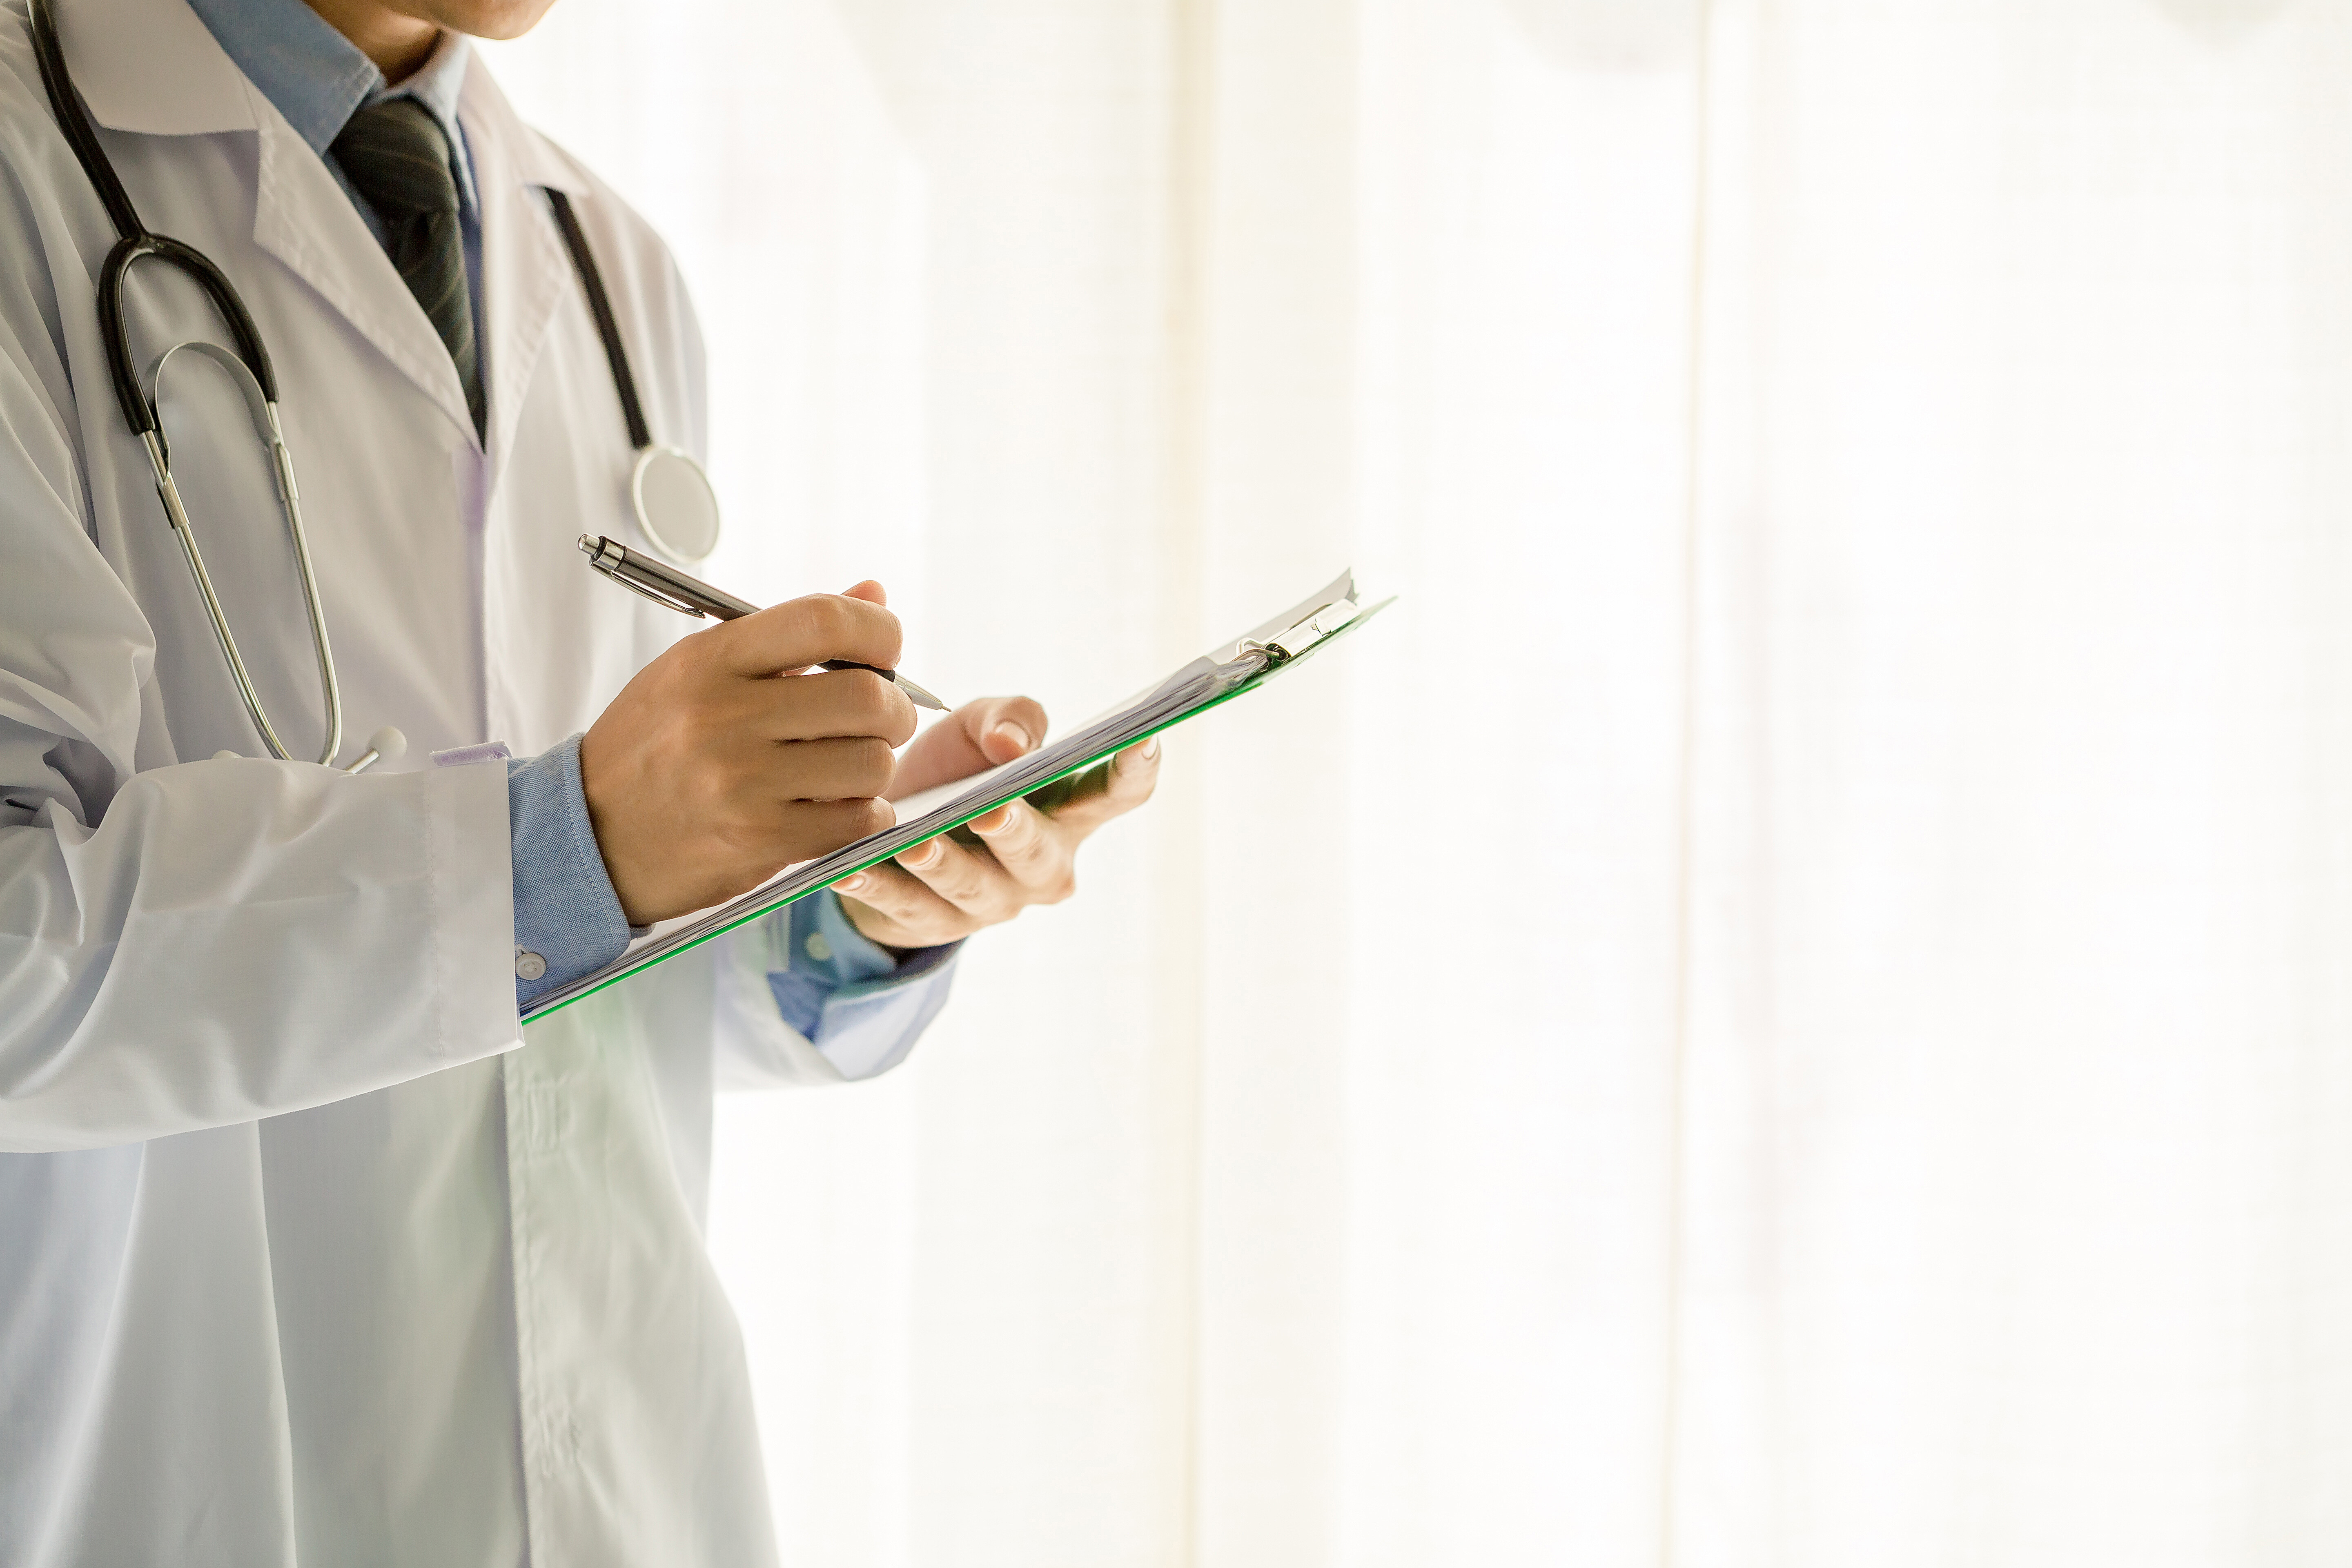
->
[211,726,404,772]
[343,727,407,774]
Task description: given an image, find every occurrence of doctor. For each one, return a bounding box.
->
[0,0,1159,1560]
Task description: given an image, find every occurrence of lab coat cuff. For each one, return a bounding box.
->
[506,735,632,1009]
[425,750,521,1052]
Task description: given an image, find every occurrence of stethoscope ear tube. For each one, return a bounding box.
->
[142,344,344,766]
[98,237,281,435]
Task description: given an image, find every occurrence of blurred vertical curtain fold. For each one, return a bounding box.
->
[484,0,2352,1562]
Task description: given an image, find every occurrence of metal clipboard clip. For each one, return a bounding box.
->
[1237,596,1363,667]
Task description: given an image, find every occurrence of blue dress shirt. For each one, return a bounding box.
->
[183,0,958,1060]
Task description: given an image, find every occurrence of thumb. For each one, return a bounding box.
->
[841,579,888,607]
[888,695,1051,799]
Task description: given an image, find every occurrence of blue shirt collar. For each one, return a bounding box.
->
[183,0,476,207]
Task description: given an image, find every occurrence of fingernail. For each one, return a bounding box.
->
[1141,737,1160,761]
[972,805,1011,834]
[989,722,1034,755]
[903,840,942,867]
[837,874,866,893]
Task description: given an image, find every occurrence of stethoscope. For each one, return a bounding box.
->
[27,0,723,773]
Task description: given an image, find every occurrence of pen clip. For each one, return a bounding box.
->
[606,570,708,619]
[579,533,711,619]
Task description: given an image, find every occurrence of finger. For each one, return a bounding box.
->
[755,797,896,867]
[708,592,903,677]
[1042,738,1161,835]
[738,734,895,801]
[964,798,1074,898]
[735,668,915,746]
[976,695,1050,764]
[841,579,887,607]
[892,833,1021,922]
[832,864,973,946]
[891,694,1051,798]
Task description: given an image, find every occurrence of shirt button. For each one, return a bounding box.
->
[515,949,548,981]
[803,931,833,963]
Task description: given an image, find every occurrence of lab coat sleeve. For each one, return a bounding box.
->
[0,352,519,1154]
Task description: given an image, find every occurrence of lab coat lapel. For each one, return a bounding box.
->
[247,120,480,443]
[460,65,588,493]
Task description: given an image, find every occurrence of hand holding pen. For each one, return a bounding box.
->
[575,560,927,924]
[575,533,1160,944]
[579,535,946,709]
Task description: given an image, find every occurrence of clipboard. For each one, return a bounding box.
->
[521,569,1393,1023]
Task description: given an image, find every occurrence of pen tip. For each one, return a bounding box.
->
[898,677,947,712]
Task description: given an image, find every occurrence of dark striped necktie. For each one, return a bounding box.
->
[330,99,485,439]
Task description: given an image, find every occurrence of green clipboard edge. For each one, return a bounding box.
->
[522,595,1395,1026]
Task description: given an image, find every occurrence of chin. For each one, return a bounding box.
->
[423,0,561,41]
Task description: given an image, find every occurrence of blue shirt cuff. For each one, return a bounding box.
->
[765,893,961,1080]
[508,735,632,1009]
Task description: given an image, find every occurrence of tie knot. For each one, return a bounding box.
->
[331,99,458,221]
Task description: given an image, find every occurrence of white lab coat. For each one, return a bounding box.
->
[0,0,863,1562]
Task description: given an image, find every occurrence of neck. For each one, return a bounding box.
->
[301,0,441,79]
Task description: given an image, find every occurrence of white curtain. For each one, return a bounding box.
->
[483,2,2352,1562]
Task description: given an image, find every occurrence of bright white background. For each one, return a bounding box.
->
[486,1,2352,1563]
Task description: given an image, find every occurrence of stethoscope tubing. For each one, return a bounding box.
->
[30,0,719,771]
[546,187,720,564]
[545,189,653,452]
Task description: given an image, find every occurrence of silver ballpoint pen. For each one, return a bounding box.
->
[577,534,948,711]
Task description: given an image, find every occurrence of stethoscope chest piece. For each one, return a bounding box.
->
[542,187,724,567]
[630,445,721,564]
